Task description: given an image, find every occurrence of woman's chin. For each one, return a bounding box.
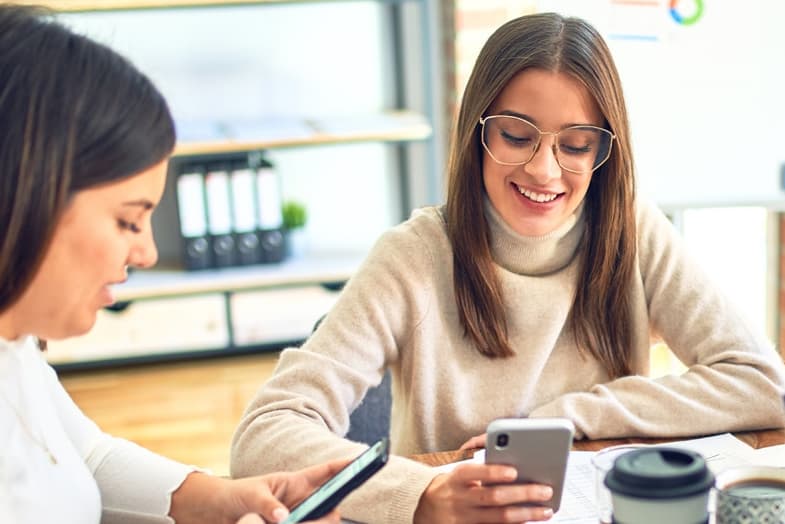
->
[45,314,98,341]
[72,315,98,338]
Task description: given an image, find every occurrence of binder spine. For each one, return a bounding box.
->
[255,157,286,263]
[205,163,235,268]
[173,150,287,269]
[175,167,211,270]
[230,160,261,265]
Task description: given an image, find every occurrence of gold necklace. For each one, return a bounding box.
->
[0,388,58,464]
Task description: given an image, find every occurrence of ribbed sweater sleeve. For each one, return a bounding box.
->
[529,201,785,438]
[230,217,441,524]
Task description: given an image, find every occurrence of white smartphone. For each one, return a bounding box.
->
[484,418,575,511]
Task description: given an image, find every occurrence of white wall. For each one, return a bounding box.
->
[679,207,774,344]
[537,0,785,208]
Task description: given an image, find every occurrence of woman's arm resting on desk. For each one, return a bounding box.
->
[231,224,444,524]
[531,202,785,439]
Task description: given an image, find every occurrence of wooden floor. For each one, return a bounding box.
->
[59,352,280,476]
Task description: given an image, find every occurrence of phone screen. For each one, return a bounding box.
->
[281,438,389,524]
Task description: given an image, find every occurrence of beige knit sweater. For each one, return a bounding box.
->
[231,199,785,523]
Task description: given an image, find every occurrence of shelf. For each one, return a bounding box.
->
[32,0,418,13]
[27,0,351,12]
[173,110,432,157]
[33,0,439,370]
[115,251,365,301]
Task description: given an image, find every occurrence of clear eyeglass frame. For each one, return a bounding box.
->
[478,114,616,174]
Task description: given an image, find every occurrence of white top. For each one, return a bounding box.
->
[0,336,194,524]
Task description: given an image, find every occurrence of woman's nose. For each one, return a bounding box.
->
[524,137,561,183]
[128,230,159,269]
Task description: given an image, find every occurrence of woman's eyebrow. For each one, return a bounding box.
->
[496,109,600,129]
[498,109,538,124]
[122,199,154,210]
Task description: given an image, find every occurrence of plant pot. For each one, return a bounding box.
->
[285,228,308,259]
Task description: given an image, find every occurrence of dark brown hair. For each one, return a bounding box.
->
[0,5,175,314]
[445,12,636,378]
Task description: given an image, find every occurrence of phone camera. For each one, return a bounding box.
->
[496,433,509,448]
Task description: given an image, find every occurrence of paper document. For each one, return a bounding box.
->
[433,433,767,523]
[746,443,785,466]
[550,451,598,523]
[654,433,756,473]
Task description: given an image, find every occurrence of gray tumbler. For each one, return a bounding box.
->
[604,447,714,524]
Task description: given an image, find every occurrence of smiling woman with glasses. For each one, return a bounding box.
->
[231,12,785,524]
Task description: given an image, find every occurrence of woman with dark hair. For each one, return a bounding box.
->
[231,11,785,524]
[0,5,346,523]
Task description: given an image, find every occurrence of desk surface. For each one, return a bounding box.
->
[410,428,785,467]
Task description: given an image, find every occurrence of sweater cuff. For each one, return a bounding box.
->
[528,404,586,440]
[342,455,441,524]
[385,464,442,523]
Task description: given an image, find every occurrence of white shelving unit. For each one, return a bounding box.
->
[42,0,444,369]
[173,110,432,157]
[115,252,366,301]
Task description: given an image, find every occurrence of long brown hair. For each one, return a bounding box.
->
[0,5,175,315]
[445,12,636,378]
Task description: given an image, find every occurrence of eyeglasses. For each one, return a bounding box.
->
[479,115,615,174]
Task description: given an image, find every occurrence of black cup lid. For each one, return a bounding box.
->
[604,447,715,499]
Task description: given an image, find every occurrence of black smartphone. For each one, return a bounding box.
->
[280,438,390,524]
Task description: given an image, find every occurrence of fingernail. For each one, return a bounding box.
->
[543,508,554,517]
[272,507,289,522]
[505,467,518,480]
[540,486,553,499]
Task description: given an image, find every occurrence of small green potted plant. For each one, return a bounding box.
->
[281,200,308,258]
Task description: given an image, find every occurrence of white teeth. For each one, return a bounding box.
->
[516,185,559,203]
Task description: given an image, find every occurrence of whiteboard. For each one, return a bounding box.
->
[537,0,785,208]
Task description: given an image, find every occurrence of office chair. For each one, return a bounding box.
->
[311,315,392,446]
[345,369,391,445]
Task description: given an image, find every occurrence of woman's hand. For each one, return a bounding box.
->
[234,511,338,524]
[413,463,554,524]
[236,514,264,524]
[224,459,349,524]
[170,459,350,524]
[459,433,487,450]
[235,508,338,524]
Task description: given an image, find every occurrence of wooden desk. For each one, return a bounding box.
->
[410,428,785,467]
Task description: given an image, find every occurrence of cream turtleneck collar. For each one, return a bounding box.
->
[484,197,586,276]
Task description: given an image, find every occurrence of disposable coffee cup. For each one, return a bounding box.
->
[604,447,714,524]
[714,466,785,523]
[592,444,648,524]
